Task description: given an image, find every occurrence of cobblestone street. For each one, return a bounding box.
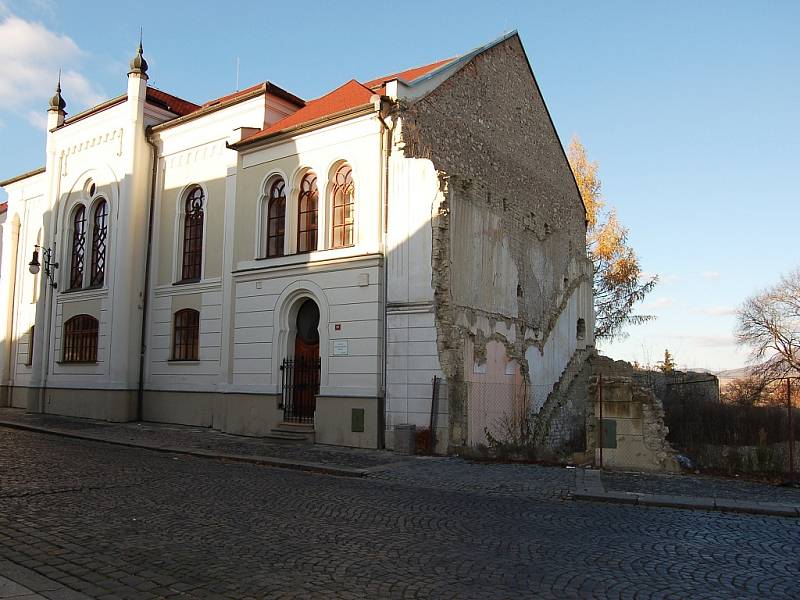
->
[1,427,798,599]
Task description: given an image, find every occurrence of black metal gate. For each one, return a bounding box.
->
[280,357,320,423]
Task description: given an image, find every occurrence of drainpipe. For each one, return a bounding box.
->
[376,96,395,449]
[137,129,158,421]
[37,152,64,412]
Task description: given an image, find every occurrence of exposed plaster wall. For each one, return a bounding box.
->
[588,355,679,472]
[396,35,593,449]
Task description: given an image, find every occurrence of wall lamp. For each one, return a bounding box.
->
[28,245,58,288]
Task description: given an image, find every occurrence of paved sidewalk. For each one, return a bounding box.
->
[3,407,799,517]
[0,560,89,599]
[574,467,800,517]
[0,408,415,477]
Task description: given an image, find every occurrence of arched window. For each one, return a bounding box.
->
[90,199,108,287]
[331,164,354,248]
[297,172,318,253]
[172,309,200,361]
[69,206,87,289]
[266,179,285,258]
[181,186,204,282]
[577,318,586,341]
[63,315,98,363]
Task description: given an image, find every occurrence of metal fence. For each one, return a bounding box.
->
[462,380,587,454]
[615,375,799,479]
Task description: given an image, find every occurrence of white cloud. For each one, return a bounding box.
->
[25,110,47,130]
[642,272,680,285]
[690,306,737,317]
[25,0,56,19]
[702,271,721,281]
[644,297,675,310]
[0,14,103,118]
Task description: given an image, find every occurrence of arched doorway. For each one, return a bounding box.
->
[281,298,320,423]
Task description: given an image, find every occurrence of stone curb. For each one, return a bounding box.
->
[0,420,369,478]
[573,490,800,518]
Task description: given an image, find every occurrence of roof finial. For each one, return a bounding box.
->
[129,29,149,78]
[49,69,66,112]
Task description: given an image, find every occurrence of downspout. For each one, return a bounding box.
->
[38,152,64,412]
[376,96,395,449]
[137,129,158,421]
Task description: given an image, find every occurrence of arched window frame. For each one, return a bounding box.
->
[62,314,99,363]
[258,175,287,259]
[329,162,355,249]
[89,197,109,288]
[296,171,319,254]
[176,185,206,283]
[68,204,87,290]
[171,308,200,361]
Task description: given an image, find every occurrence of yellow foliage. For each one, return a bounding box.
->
[567,136,603,228]
[567,136,656,340]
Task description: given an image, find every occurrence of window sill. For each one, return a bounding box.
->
[250,246,358,266]
[58,287,107,300]
[173,278,201,286]
[56,361,99,365]
[167,359,200,364]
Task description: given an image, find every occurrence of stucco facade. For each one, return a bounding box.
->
[0,32,594,453]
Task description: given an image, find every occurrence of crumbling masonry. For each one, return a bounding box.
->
[395,35,595,452]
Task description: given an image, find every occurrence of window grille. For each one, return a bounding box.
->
[266,179,286,257]
[90,199,108,287]
[172,309,199,361]
[181,186,204,281]
[297,173,318,253]
[69,206,86,289]
[331,164,354,248]
[62,315,98,363]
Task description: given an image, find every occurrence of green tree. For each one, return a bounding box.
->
[567,136,657,341]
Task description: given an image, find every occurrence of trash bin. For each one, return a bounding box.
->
[394,424,416,455]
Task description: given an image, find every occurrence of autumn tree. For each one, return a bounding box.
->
[736,268,800,380]
[657,349,676,373]
[567,136,657,340]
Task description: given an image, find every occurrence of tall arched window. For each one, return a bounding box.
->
[172,309,200,361]
[90,199,108,287]
[63,314,98,363]
[297,172,318,253]
[181,186,204,282]
[266,179,286,258]
[331,164,354,248]
[69,206,87,290]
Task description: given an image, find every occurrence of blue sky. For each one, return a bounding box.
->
[1,0,797,371]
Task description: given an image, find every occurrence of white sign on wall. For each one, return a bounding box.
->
[333,340,349,356]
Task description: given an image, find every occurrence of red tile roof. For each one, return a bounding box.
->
[234,57,456,148]
[200,82,266,108]
[240,80,375,145]
[0,203,7,215]
[363,58,454,91]
[146,87,200,116]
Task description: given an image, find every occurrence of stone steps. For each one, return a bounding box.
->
[264,422,315,443]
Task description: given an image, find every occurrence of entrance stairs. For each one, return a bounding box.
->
[264,422,315,443]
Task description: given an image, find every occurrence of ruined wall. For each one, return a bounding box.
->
[633,369,721,405]
[588,356,679,472]
[398,34,593,449]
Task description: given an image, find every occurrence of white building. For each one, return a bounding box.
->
[0,33,594,453]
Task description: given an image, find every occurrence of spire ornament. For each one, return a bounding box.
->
[128,31,149,78]
[48,70,66,112]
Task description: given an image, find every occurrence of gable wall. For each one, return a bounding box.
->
[398,35,594,448]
